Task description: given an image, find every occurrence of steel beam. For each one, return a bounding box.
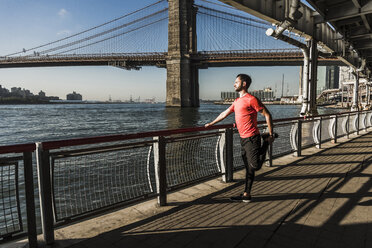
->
[324,2,372,22]
[219,0,360,69]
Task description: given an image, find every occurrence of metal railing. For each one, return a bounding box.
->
[0,110,371,247]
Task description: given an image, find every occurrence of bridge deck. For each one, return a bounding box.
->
[7,130,372,248]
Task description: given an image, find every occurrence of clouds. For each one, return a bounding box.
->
[57,8,70,36]
[57,30,71,36]
[58,8,68,18]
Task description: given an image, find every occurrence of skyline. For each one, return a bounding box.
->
[0,0,302,101]
[0,74,297,102]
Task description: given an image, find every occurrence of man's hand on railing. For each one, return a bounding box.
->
[262,132,278,144]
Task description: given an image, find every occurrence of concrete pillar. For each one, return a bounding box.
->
[166,0,199,107]
[308,39,318,116]
[352,73,359,111]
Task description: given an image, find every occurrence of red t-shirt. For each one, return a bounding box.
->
[228,93,264,138]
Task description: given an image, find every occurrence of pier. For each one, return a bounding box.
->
[1,110,372,248]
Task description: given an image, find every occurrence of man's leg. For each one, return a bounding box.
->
[231,136,260,202]
[259,133,278,167]
[241,139,255,196]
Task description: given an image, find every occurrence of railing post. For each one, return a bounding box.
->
[267,139,273,167]
[36,142,54,245]
[334,115,338,143]
[153,136,167,206]
[23,151,37,248]
[357,112,360,135]
[316,117,322,149]
[347,114,350,139]
[225,128,234,182]
[296,119,302,157]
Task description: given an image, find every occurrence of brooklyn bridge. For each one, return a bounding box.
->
[0,0,356,112]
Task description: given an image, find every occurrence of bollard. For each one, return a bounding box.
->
[153,136,167,206]
[36,143,55,245]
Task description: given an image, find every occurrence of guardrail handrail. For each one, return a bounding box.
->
[0,143,36,155]
[39,110,369,150]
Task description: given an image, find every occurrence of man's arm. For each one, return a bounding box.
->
[205,108,233,127]
[260,106,275,141]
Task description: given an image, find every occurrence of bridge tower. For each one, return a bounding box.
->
[167,0,199,107]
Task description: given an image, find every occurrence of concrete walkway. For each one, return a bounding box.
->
[8,131,372,248]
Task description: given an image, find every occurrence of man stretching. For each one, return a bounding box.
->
[205,74,275,202]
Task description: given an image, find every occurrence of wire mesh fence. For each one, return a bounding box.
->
[233,131,244,169]
[0,160,21,238]
[51,144,155,222]
[166,134,221,188]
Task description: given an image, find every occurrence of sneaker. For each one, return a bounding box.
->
[230,194,252,203]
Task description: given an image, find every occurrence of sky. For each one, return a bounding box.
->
[0,0,301,101]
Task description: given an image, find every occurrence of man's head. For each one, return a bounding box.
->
[234,74,251,92]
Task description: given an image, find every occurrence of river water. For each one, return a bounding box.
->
[0,103,343,146]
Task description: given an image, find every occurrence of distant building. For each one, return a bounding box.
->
[317,66,340,95]
[221,91,239,101]
[326,66,339,89]
[281,96,298,103]
[67,91,82,100]
[250,87,275,101]
[38,90,46,98]
[221,87,274,101]
[0,85,9,96]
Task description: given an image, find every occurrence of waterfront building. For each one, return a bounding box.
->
[67,91,83,100]
[221,91,239,101]
[221,87,274,102]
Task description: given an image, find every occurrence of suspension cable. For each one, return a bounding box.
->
[197,11,268,30]
[5,0,166,57]
[198,0,237,10]
[38,9,168,55]
[195,5,269,25]
[55,17,168,55]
